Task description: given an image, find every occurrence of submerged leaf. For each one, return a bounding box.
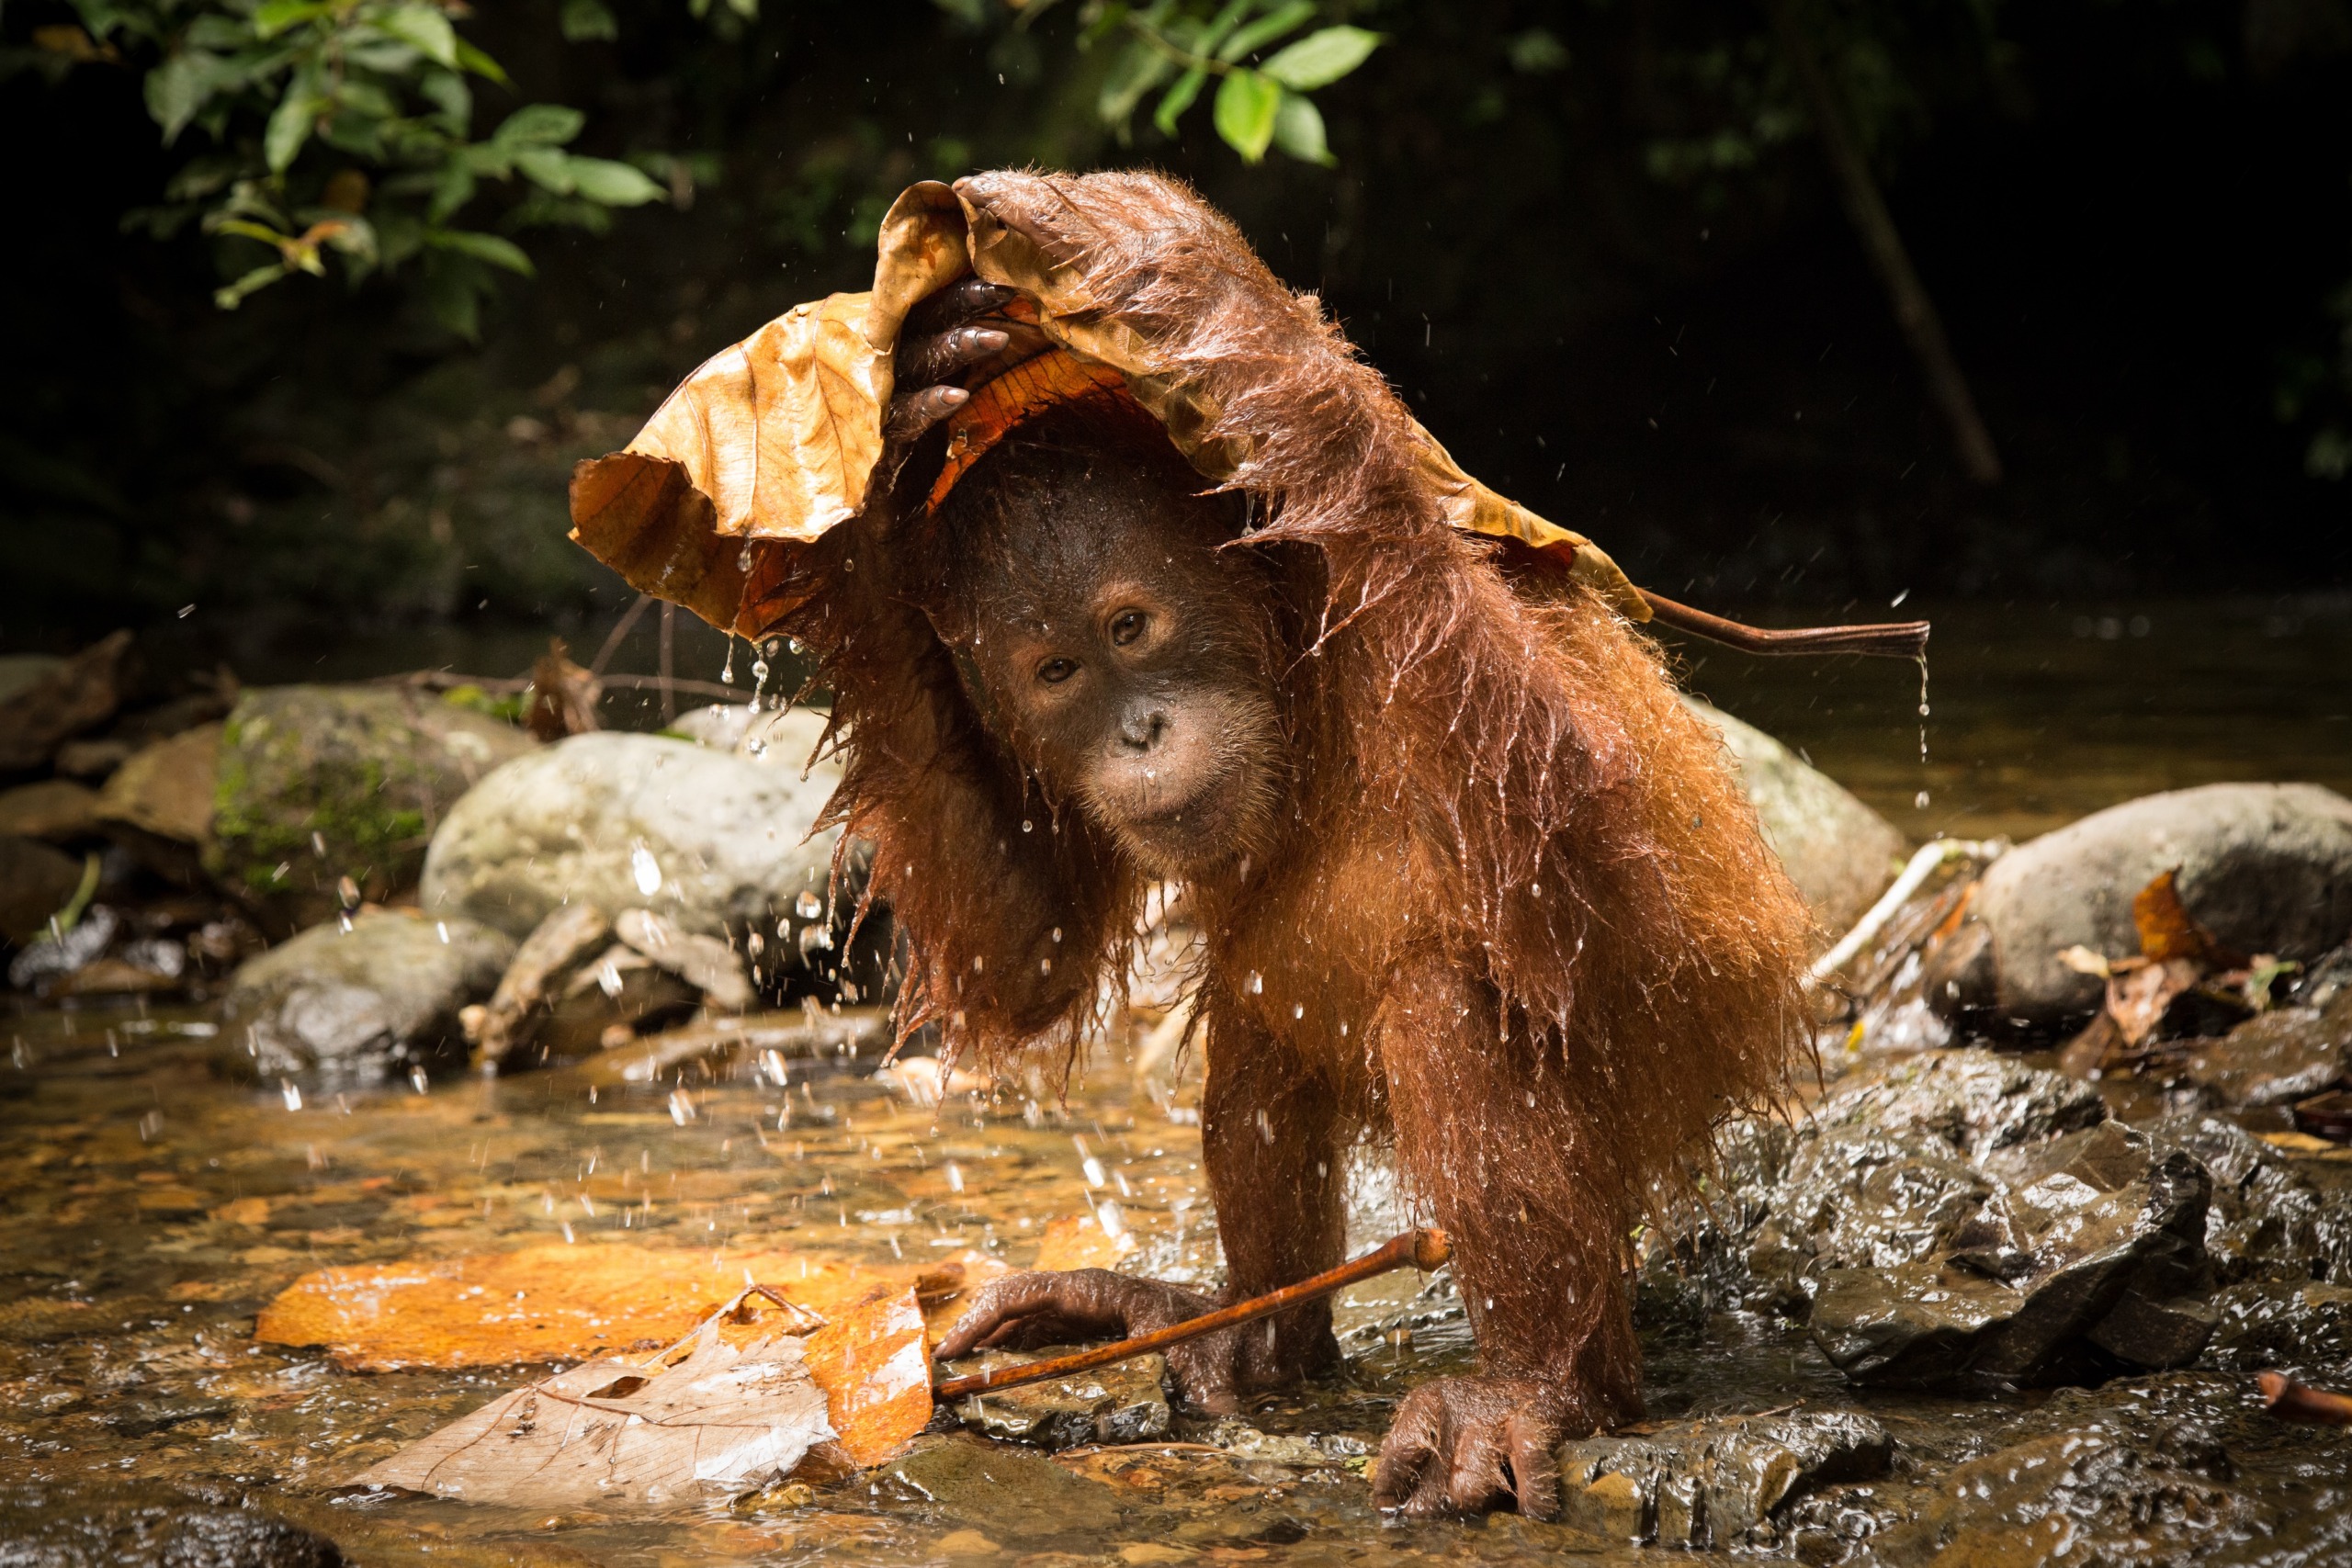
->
[801,1285,932,1466]
[256,1242,989,1371]
[353,1287,834,1506]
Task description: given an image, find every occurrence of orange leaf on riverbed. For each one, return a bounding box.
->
[256,1242,989,1372]
[801,1285,932,1467]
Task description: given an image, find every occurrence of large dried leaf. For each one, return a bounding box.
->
[568,178,1650,640]
[255,1243,980,1371]
[800,1284,932,1467]
[352,1291,835,1506]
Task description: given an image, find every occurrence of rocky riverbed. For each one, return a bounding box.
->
[3,615,2351,1566]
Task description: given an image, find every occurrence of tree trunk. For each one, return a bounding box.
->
[1773,0,2004,486]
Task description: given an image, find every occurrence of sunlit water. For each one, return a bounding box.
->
[6,597,2351,1562]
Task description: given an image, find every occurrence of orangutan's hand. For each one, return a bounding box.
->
[883,277,1044,443]
[1370,1373,1571,1519]
[934,1268,1251,1415]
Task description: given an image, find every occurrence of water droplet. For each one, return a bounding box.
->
[795,889,824,919]
[721,638,736,683]
[410,1066,429,1094]
[1293,1004,1305,1020]
[944,1161,964,1193]
[1248,972,1263,994]
[1021,818,1034,833]
[1082,1156,1106,1188]
[435,920,449,944]
[668,1089,695,1124]
[631,843,662,897]
[281,1080,302,1111]
[1050,927,1062,942]
[1915,789,1931,809]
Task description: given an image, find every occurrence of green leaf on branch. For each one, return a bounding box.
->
[565,156,664,206]
[1154,65,1207,136]
[560,0,620,42]
[213,261,291,310]
[1098,36,1173,127]
[428,228,535,276]
[1261,25,1381,90]
[1217,1,1316,63]
[251,0,330,41]
[264,82,320,172]
[496,104,586,148]
[147,50,238,143]
[453,37,509,84]
[374,6,459,67]
[514,145,576,194]
[1271,90,1332,164]
[1213,68,1281,162]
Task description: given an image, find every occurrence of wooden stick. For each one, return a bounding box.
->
[933,1227,1452,1401]
[2259,1371,2352,1426]
[1640,590,1931,660]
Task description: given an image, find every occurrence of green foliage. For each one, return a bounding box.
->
[1075,2,1381,164]
[63,0,677,334]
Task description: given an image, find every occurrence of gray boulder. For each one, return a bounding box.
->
[669,703,838,772]
[420,734,857,973]
[208,686,536,933]
[1933,783,2352,1031]
[1685,700,1906,942]
[220,909,514,1083]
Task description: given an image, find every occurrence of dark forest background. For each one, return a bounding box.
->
[5,0,2350,661]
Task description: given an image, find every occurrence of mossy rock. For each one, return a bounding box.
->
[205,685,535,933]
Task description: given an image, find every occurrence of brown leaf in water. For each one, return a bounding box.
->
[352,1287,835,1506]
[1033,1213,1137,1272]
[800,1284,932,1467]
[2132,868,2245,967]
[256,1243,972,1371]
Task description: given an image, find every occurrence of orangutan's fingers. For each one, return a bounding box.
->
[1372,1388,1445,1512]
[936,1269,1145,1360]
[884,383,969,442]
[902,277,1020,340]
[1504,1410,1562,1521]
[897,325,1010,387]
[1446,1421,1513,1515]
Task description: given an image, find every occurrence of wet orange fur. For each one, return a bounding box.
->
[773,170,1814,1427]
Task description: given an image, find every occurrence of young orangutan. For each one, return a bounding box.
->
[773,172,1814,1518]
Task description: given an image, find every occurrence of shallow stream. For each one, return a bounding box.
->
[6,596,2351,1565]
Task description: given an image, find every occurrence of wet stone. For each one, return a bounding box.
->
[1938,782,2352,1033]
[1552,1409,1892,1549]
[0,1489,344,1568]
[2183,1000,2349,1110]
[875,1434,1130,1539]
[1853,1415,2259,1567]
[219,908,514,1082]
[2148,1111,2351,1284]
[2201,1280,2352,1377]
[1809,1120,2217,1390]
[949,1350,1170,1449]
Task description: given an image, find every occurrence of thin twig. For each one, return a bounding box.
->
[590,592,654,677]
[933,1229,1451,1401]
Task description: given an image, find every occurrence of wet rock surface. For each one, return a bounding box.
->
[1937,783,2352,1031]
[876,1435,1130,1539]
[1686,698,1906,941]
[2183,998,2350,1109]
[219,908,514,1081]
[208,686,535,932]
[0,1488,344,1568]
[1806,1121,2216,1389]
[948,1351,1171,1449]
[1553,1410,1892,1548]
[418,733,858,977]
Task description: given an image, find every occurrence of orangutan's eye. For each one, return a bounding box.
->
[1037,657,1078,685]
[1109,609,1148,647]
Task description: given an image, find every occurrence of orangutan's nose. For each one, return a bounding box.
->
[1116,708,1169,755]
